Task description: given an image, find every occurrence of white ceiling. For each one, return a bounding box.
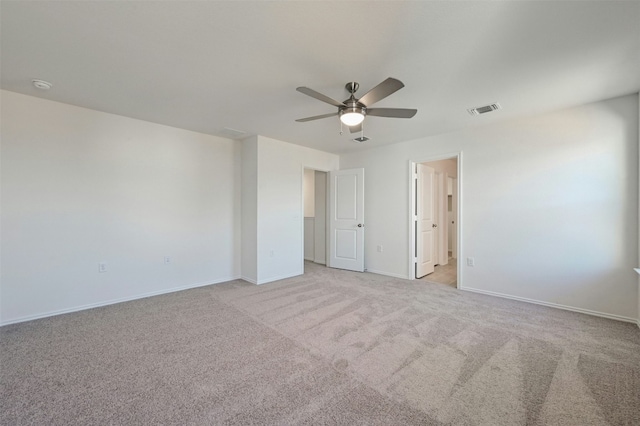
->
[2,1,639,154]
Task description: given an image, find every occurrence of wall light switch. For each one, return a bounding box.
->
[466,257,475,267]
[164,256,171,264]
[98,262,107,273]
[377,245,383,253]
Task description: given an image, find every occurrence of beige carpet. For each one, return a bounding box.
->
[2,262,639,425]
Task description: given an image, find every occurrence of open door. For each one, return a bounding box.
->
[416,164,435,278]
[328,168,364,272]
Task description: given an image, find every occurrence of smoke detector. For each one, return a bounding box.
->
[32,79,53,90]
[467,103,501,116]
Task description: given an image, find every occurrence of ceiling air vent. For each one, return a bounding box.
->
[467,103,501,116]
[352,136,370,143]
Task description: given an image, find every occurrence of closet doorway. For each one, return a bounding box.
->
[303,168,328,266]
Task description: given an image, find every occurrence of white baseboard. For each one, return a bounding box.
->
[241,276,258,284]
[366,269,411,280]
[255,271,303,285]
[459,286,637,324]
[1,276,241,327]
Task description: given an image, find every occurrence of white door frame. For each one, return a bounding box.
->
[408,152,463,287]
[300,166,332,273]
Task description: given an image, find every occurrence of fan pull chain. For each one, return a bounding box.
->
[340,120,343,136]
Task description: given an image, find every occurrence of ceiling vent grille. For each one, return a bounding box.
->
[352,136,370,143]
[467,103,501,116]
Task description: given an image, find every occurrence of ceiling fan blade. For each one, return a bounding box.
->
[366,108,417,118]
[349,123,363,133]
[357,77,405,107]
[295,112,339,122]
[296,87,346,107]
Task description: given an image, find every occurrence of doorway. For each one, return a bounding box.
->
[409,154,461,288]
[303,168,328,267]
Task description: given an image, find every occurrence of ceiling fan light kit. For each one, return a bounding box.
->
[340,109,365,126]
[296,77,417,140]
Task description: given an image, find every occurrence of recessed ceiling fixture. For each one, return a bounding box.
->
[295,78,417,136]
[467,103,501,116]
[32,79,53,90]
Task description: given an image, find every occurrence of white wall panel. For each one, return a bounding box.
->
[1,90,241,324]
[254,136,338,284]
[341,94,639,321]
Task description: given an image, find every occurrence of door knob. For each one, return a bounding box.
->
[432,224,437,228]
[357,224,364,228]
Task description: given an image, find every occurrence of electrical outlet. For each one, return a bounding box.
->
[98,262,107,273]
[466,257,475,267]
[164,256,171,265]
[377,245,383,253]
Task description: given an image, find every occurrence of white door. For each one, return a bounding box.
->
[328,168,364,272]
[416,164,435,278]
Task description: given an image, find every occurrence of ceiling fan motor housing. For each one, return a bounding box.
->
[340,95,366,116]
[340,104,366,117]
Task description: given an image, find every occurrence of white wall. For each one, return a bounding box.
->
[341,94,639,321]
[304,218,315,260]
[241,136,259,283]
[1,90,241,324]
[244,136,338,284]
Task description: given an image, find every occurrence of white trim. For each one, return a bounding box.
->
[408,152,463,289]
[1,276,241,327]
[366,269,411,280]
[634,269,639,328]
[459,286,637,324]
[241,276,258,285]
[256,271,303,285]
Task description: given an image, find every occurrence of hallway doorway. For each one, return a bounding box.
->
[421,253,457,287]
[410,154,460,287]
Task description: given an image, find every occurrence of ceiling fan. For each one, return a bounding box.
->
[295,77,417,133]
